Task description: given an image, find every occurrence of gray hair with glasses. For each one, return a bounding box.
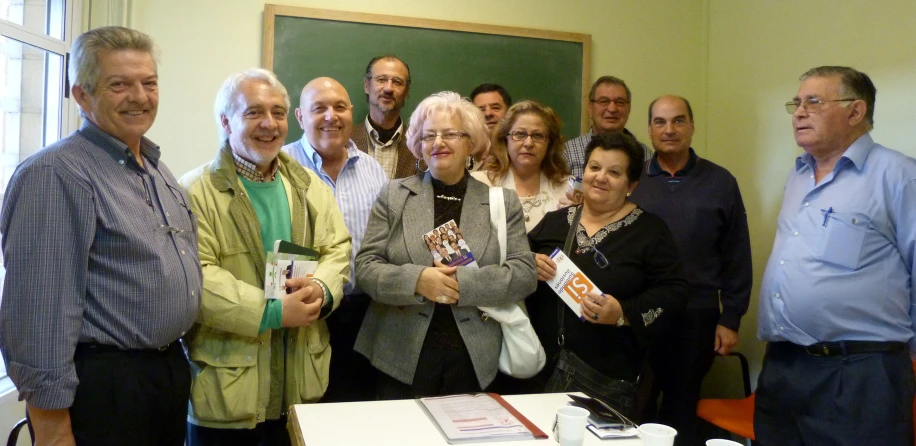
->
[405,91,490,160]
[69,26,158,95]
[800,66,876,128]
[213,68,290,142]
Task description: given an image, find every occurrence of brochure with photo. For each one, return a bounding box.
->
[264,239,318,300]
[423,219,478,267]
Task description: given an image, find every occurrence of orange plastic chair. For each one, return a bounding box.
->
[697,392,756,441]
[696,352,755,442]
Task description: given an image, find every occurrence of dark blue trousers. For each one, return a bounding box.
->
[754,342,914,446]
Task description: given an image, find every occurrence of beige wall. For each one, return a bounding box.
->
[130,0,707,177]
[126,0,916,394]
[705,0,916,387]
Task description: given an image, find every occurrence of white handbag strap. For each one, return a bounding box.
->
[488,187,507,265]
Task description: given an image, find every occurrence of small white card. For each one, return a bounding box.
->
[545,248,603,316]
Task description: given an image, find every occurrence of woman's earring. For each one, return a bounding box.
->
[466,157,474,171]
[416,159,429,173]
[626,192,632,197]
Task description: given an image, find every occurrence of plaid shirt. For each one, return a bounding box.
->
[564,128,653,179]
[233,152,279,182]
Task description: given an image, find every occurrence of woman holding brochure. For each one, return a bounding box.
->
[472,100,571,232]
[525,132,688,418]
[355,91,537,399]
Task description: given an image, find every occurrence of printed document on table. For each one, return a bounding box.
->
[418,394,536,443]
[544,248,603,316]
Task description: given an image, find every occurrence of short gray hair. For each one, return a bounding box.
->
[69,26,158,95]
[800,66,876,128]
[213,68,290,142]
[405,91,490,160]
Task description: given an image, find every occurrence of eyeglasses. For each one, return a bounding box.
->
[590,97,629,108]
[367,75,407,88]
[420,131,469,144]
[576,245,608,269]
[509,130,548,143]
[784,98,855,114]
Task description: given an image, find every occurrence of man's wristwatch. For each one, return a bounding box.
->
[616,315,626,327]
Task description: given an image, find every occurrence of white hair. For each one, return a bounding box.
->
[213,68,290,142]
[405,91,490,159]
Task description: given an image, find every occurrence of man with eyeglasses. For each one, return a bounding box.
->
[351,55,416,179]
[630,95,752,446]
[283,77,387,402]
[755,66,916,445]
[565,76,652,181]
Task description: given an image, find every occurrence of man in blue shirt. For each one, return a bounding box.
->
[284,77,388,401]
[0,26,201,446]
[756,66,916,445]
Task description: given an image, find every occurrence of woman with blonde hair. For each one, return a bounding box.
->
[472,100,571,231]
[355,91,536,398]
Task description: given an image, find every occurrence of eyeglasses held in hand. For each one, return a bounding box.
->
[576,245,609,269]
[420,131,469,144]
[509,131,548,143]
[784,98,855,114]
[590,97,629,108]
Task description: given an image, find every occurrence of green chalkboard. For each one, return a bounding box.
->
[264,6,590,144]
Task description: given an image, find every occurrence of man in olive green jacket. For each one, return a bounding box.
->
[180,68,351,444]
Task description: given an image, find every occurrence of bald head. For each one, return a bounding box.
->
[295,77,354,155]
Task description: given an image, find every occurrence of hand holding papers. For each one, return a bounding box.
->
[264,240,318,300]
[544,248,603,317]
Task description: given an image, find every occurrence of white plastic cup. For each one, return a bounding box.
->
[556,406,590,446]
[638,423,678,446]
[706,440,743,446]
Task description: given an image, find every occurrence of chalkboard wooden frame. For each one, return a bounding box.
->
[263,5,591,138]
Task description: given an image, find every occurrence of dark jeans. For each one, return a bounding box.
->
[187,417,290,446]
[322,294,377,402]
[754,342,915,446]
[644,308,719,446]
[69,342,189,446]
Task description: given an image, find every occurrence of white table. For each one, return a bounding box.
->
[288,392,643,445]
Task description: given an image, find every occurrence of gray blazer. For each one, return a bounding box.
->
[354,173,537,389]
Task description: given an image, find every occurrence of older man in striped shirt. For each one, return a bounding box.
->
[0,27,201,446]
[284,77,388,402]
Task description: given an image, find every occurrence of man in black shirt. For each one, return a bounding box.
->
[630,95,752,446]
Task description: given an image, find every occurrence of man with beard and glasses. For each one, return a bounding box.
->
[351,54,416,179]
[180,68,350,445]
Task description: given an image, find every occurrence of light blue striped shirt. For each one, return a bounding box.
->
[283,138,387,295]
[758,133,916,350]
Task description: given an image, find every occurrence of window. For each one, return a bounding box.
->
[0,0,81,388]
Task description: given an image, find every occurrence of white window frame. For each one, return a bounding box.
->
[0,0,83,396]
